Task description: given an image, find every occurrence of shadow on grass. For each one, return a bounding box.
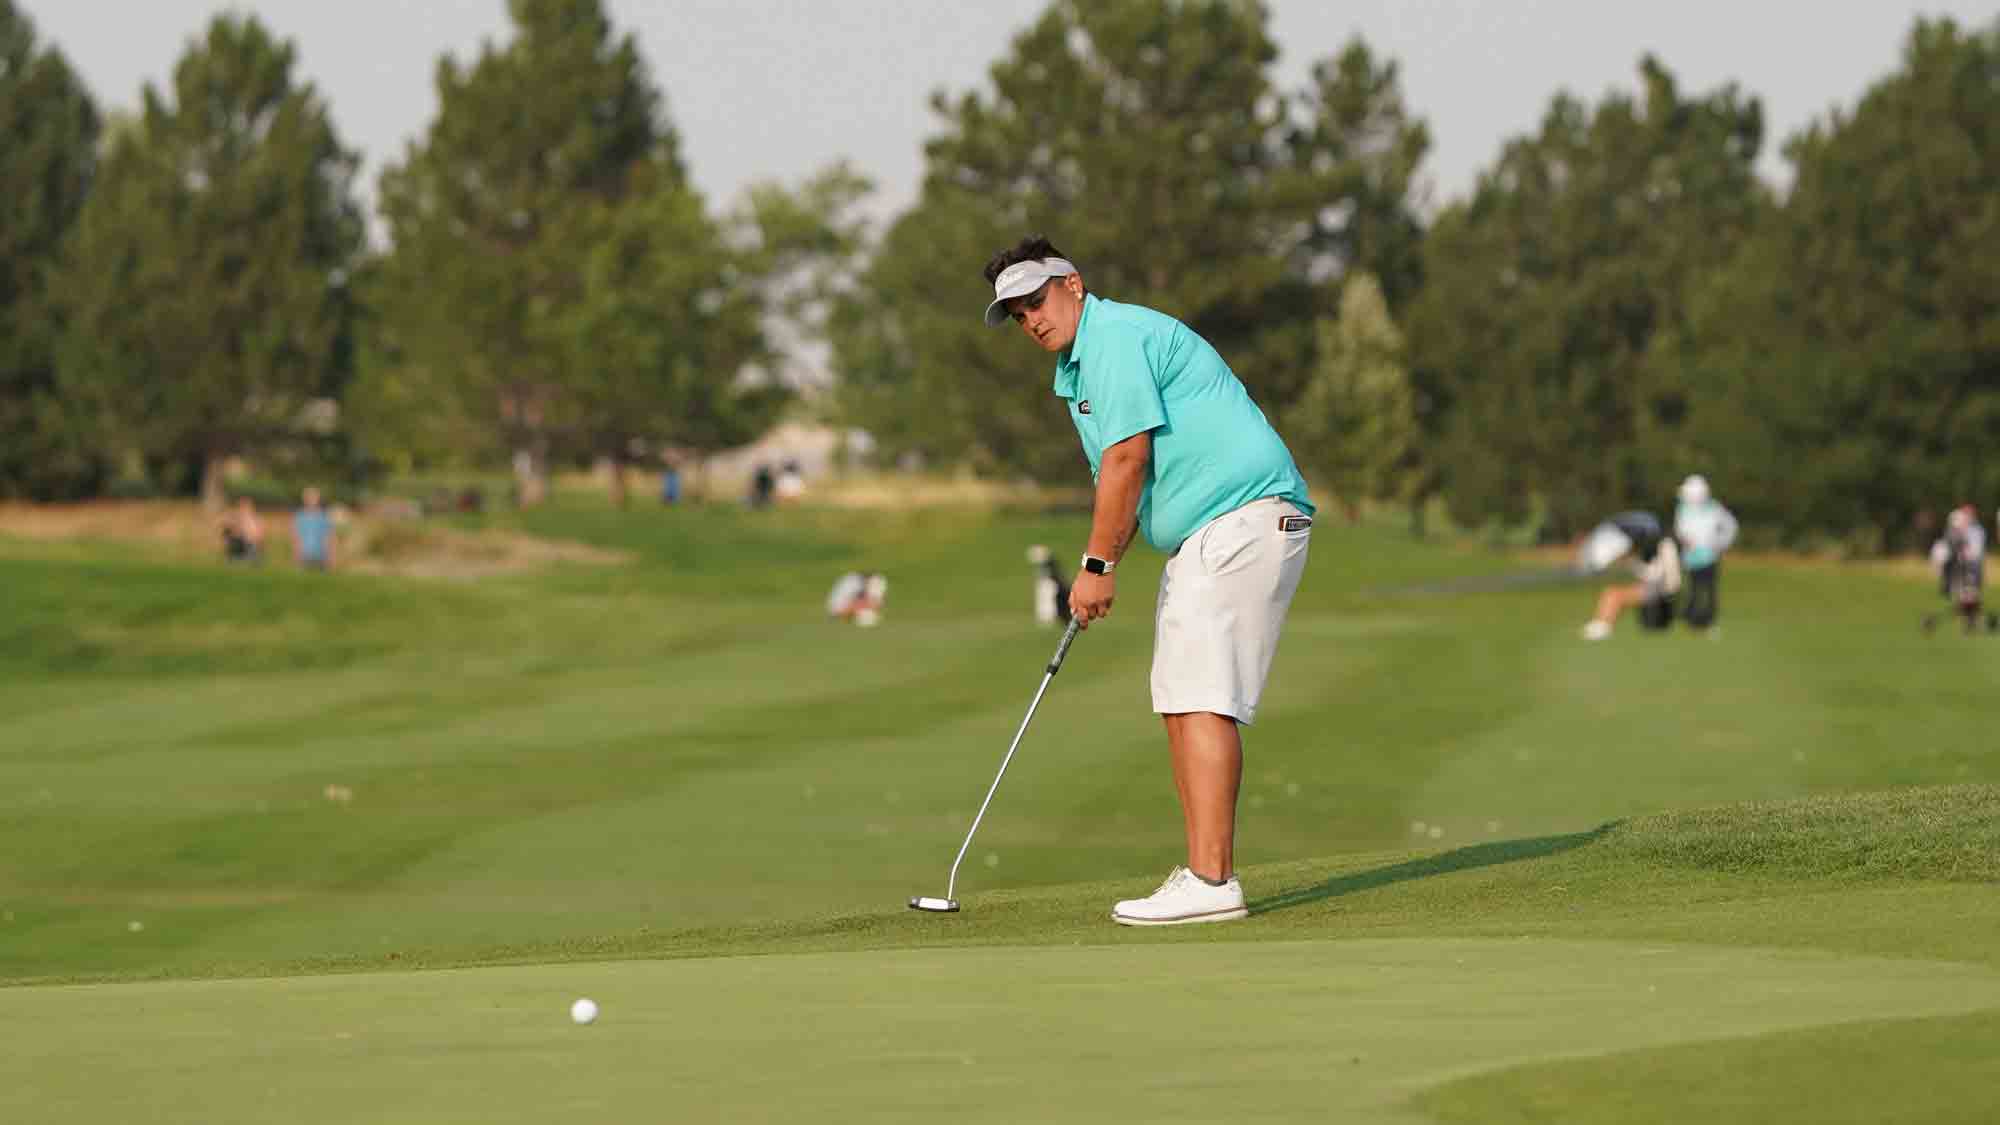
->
[1248,825,1614,916]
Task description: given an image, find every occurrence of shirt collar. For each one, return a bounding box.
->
[1051,294,1099,398]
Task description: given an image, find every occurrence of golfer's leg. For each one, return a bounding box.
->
[1165,716,1196,862]
[1149,500,1307,888]
[1690,565,1718,626]
[1597,585,1640,623]
[1165,711,1242,882]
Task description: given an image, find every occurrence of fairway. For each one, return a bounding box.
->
[4,502,1998,1122]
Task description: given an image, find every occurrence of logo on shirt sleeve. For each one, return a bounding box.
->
[1077,400,1091,414]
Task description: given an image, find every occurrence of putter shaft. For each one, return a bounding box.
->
[939,617,1082,903]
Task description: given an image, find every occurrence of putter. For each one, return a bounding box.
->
[910,616,1083,914]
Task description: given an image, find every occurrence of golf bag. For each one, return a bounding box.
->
[1026,545,1071,627]
[1635,537,1681,632]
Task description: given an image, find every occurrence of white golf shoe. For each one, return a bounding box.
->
[1580,620,1612,641]
[1111,866,1247,926]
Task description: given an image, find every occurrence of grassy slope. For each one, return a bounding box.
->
[1419,1010,2000,1125]
[3,499,1997,1123]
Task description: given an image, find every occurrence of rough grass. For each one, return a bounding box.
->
[1598,785,2000,882]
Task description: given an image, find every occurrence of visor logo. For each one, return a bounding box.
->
[997,262,1037,290]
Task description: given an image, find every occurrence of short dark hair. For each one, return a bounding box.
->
[983,236,1071,284]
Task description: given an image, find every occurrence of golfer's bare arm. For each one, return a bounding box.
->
[1086,430,1150,564]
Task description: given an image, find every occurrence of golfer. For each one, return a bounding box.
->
[1673,474,1738,631]
[982,236,1315,925]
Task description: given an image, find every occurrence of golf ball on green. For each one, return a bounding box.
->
[570,998,598,1025]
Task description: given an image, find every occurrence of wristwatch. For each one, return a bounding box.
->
[1081,554,1116,575]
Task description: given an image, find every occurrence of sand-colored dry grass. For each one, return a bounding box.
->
[0,501,628,579]
[0,501,218,552]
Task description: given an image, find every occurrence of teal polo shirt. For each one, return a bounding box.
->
[1054,294,1314,553]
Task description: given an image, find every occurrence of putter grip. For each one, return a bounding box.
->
[1046,616,1082,674]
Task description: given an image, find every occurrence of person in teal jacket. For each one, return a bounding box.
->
[1674,474,1737,630]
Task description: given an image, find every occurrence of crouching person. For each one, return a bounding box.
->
[1582,535,1682,641]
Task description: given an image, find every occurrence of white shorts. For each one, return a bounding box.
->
[1151,498,1311,724]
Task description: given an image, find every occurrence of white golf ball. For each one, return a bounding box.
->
[570,998,599,1025]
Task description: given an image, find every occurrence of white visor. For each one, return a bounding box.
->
[983,257,1077,326]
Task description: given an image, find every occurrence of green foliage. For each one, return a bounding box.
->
[0,1,100,499]
[364,0,856,505]
[1409,57,1769,537]
[367,0,682,494]
[13,2,1996,558]
[54,14,363,509]
[736,161,875,343]
[1282,272,1417,515]
[548,169,778,501]
[832,1,1429,479]
[1274,39,1431,312]
[826,191,1032,472]
[1670,17,2000,550]
[339,256,489,479]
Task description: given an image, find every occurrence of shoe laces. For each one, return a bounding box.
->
[1153,866,1190,897]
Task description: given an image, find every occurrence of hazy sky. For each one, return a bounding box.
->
[24,0,1999,230]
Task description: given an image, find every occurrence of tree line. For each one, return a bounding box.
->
[2,0,1995,549]
[3,0,863,510]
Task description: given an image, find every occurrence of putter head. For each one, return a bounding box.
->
[908,896,960,913]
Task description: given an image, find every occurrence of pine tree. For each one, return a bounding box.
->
[1407,57,1768,538]
[371,0,678,504]
[1282,273,1415,520]
[549,169,775,507]
[1672,17,2000,550]
[833,1,1429,481]
[58,14,362,509]
[0,1,100,498]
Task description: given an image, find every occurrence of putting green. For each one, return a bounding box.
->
[8,937,1999,1124]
